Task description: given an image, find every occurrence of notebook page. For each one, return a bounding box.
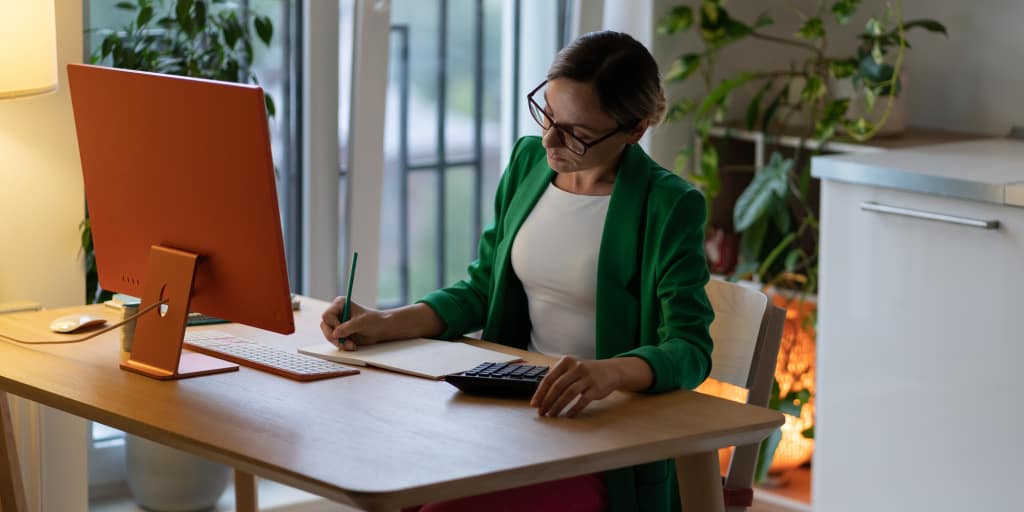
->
[298,338,520,379]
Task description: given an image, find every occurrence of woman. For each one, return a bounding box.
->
[321,30,713,512]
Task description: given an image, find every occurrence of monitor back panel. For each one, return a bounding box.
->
[68,64,294,335]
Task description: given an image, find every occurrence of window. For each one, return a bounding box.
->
[373,0,571,308]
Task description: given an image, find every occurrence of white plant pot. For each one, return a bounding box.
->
[125,434,231,512]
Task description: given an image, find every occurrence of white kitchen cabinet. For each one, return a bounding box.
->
[813,139,1024,511]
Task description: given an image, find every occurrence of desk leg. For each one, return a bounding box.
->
[675,450,725,512]
[0,392,27,512]
[234,470,258,512]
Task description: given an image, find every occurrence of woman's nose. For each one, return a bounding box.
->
[541,126,564,149]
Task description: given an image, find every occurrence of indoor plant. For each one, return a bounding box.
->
[82,0,275,304]
[657,0,946,481]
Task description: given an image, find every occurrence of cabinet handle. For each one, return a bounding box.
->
[860,202,1000,229]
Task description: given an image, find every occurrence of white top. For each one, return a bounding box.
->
[510,182,611,359]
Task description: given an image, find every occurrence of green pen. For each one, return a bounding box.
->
[339,251,358,347]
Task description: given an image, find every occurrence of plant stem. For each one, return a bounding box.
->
[847,0,905,141]
[751,30,822,57]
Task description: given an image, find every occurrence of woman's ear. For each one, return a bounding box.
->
[624,120,650,144]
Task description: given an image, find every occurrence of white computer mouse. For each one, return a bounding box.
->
[49,314,108,334]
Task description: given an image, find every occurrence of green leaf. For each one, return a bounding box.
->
[194,0,208,30]
[694,117,713,139]
[657,6,694,35]
[771,204,792,234]
[699,144,719,183]
[264,93,276,117]
[902,19,947,36]
[699,1,753,48]
[796,17,825,41]
[116,1,137,10]
[871,41,883,64]
[800,75,826,102]
[865,16,883,36]
[101,35,117,59]
[759,231,796,277]
[777,399,802,417]
[697,73,753,119]
[844,117,874,139]
[665,98,697,123]
[739,216,768,269]
[734,153,791,232]
[864,86,877,112]
[755,427,783,483]
[136,5,154,27]
[802,426,815,439]
[673,146,694,175]
[665,54,701,83]
[761,84,787,132]
[176,0,195,35]
[222,13,242,48]
[255,15,274,46]
[815,98,850,140]
[784,249,802,272]
[829,58,858,79]
[831,0,861,24]
[745,81,773,130]
[857,52,894,84]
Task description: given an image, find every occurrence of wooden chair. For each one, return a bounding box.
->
[683,278,786,511]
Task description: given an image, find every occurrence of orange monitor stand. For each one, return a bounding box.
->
[119,245,239,379]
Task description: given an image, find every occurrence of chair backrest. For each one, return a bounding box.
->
[703,278,787,510]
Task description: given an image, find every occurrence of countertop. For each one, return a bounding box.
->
[811,138,1024,207]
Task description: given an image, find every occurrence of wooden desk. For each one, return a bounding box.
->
[0,297,782,512]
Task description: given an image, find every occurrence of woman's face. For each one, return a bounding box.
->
[538,78,646,175]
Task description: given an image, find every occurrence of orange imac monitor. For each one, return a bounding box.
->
[67,64,294,380]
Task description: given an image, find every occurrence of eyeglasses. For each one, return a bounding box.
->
[526,80,623,156]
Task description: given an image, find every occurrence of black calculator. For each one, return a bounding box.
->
[445,362,549,398]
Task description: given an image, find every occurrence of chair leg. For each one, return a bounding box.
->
[234,470,258,512]
[0,392,27,512]
[675,450,726,512]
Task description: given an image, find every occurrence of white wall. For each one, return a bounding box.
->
[901,0,1024,134]
[1,1,90,511]
[648,0,1024,168]
[0,0,85,307]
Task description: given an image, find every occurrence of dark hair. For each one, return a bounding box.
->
[547,30,666,128]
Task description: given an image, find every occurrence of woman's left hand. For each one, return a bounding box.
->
[530,357,622,418]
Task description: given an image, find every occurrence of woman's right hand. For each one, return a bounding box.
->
[320,296,392,351]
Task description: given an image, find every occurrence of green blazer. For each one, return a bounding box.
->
[420,136,714,512]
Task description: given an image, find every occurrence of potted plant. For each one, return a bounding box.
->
[657,0,946,481]
[84,1,275,509]
[82,0,276,305]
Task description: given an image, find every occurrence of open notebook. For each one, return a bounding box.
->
[298,339,521,380]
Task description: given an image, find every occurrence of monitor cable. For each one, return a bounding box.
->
[0,299,168,345]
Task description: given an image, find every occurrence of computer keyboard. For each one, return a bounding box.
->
[445,362,549,397]
[183,330,359,382]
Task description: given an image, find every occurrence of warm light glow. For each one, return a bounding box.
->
[0,0,58,99]
[768,293,816,472]
[696,378,748,471]
[697,291,817,477]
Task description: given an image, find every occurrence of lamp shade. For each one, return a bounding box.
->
[0,0,58,99]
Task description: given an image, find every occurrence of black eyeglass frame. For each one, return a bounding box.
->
[526,80,625,156]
